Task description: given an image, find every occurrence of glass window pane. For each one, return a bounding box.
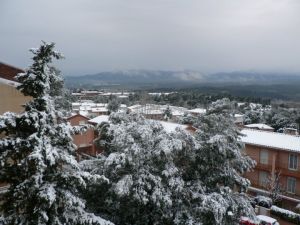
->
[287,177,296,194]
[289,154,298,170]
[259,171,268,187]
[260,150,268,164]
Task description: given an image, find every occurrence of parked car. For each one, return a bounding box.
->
[240,215,279,225]
[256,215,279,225]
[240,216,259,225]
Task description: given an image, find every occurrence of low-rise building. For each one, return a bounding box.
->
[244,123,275,132]
[0,62,31,115]
[66,114,97,156]
[241,129,300,210]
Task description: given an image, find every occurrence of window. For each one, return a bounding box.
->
[259,171,268,187]
[79,120,86,125]
[260,150,269,164]
[287,177,296,194]
[289,154,298,170]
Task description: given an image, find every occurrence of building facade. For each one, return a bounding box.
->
[0,62,31,115]
[67,114,97,156]
[241,129,300,210]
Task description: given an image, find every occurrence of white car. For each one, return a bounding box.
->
[257,215,279,225]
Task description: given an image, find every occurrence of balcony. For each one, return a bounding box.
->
[277,163,300,179]
[255,162,272,172]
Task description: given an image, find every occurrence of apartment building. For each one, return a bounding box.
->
[241,129,300,209]
[0,62,31,115]
[66,114,97,156]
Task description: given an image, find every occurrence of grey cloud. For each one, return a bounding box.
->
[0,0,300,75]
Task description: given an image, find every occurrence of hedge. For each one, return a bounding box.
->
[271,205,300,224]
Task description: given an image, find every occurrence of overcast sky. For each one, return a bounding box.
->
[1,0,300,76]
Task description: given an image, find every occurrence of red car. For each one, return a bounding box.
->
[240,216,280,225]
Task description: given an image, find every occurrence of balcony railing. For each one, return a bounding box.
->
[277,163,300,178]
[255,162,272,171]
[253,161,300,179]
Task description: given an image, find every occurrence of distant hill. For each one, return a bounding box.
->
[64,70,300,89]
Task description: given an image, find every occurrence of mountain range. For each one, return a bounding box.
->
[64,70,300,89]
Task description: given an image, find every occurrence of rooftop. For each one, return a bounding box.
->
[240,129,300,152]
[244,123,274,130]
[88,115,109,124]
[188,108,206,114]
[88,115,188,133]
[0,62,24,82]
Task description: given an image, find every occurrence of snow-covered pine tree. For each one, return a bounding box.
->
[83,99,256,225]
[81,113,185,225]
[0,42,112,225]
[107,99,120,114]
[163,105,172,121]
[183,98,256,225]
[48,66,73,117]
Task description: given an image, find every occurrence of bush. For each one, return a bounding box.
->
[271,205,300,224]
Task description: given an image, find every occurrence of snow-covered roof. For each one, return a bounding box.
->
[88,115,188,133]
[88,115,109,124]
[79,111,89,117]
[128,104,188,116]
[234,114,244,118]
[91,107,108,113]
[244,123,274,130]
[128,105,141,110]
[0,77,20,87]
[240,129,300,152]
[188,108,206,114]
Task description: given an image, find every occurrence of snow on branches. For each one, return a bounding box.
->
[0,42,112,225]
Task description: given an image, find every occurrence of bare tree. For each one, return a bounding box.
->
[266,171,283,205]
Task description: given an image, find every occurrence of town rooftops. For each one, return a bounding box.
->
[88,115,189,133]
[154,120,188,133]
[88,115,109,125]
[240,129,300,152]
[188,108,206,114]
[244,123,274,130]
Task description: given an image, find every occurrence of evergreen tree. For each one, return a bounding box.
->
[107,99,120,114]
[185,98,256,225]
[82,113,184,225]
[83,99,256,225]
[0,42,112,225]
[163,105,173,121]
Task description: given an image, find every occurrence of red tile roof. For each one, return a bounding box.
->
[0,62,24,82]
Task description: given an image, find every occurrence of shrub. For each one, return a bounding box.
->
[271,205,300,224]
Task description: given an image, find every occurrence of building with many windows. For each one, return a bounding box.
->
[241,129,300,209]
